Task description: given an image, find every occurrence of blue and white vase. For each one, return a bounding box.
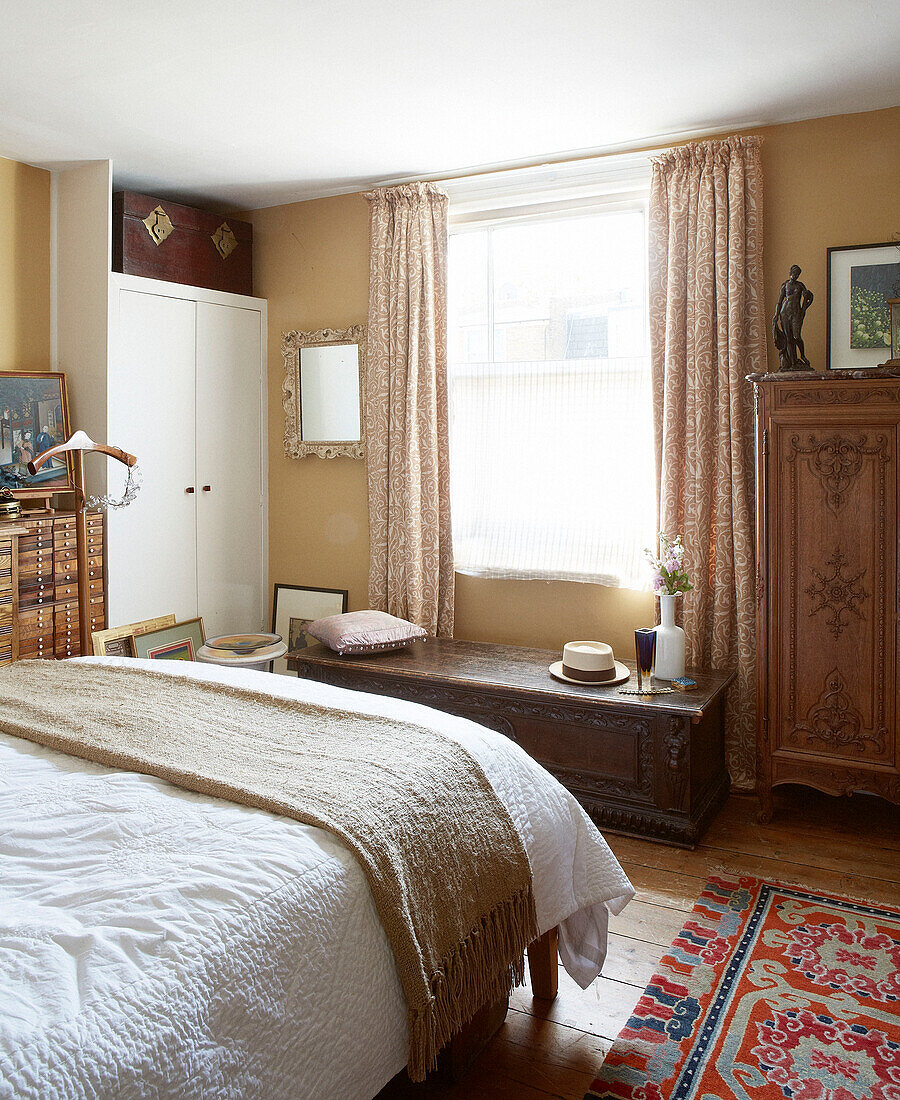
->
[654,593,685,680]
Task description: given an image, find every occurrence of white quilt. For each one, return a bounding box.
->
[0,657,633,1100]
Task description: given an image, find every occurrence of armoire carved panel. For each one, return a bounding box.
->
[749,369,900,819]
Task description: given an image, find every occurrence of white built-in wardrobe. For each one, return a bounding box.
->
[107,276,267,637]
[55,162,267,641]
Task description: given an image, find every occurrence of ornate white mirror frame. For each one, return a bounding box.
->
[282,325,366,459]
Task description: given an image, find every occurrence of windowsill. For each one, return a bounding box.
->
[453,566,648,592]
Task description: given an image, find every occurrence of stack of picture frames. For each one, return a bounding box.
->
[91,615,206,661]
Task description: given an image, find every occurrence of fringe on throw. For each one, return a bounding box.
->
[406,883,539,1082]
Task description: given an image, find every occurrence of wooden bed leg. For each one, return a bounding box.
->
[527,925,559,1000]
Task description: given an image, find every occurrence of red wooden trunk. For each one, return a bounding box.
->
[112,190,253,296]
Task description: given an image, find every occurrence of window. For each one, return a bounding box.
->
[447,167,655,590]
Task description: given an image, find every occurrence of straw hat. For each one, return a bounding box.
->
[549,640,629,687]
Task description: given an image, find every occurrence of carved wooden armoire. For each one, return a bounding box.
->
[750,369,900,819]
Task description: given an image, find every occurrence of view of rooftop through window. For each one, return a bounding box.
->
[448,205,656,589]
[451,210,648,364]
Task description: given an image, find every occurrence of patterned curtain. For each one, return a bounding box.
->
[649,136,765,791]
[364,182,454,636]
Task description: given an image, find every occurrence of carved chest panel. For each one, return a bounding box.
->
[752,370,900,814]
[288,638,734,848]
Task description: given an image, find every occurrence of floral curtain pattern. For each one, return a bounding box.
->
[649,136,765,790]
[364,182,455,636]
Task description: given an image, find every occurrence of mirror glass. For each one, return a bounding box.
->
[282,324,365,459]
[299,344,361,442]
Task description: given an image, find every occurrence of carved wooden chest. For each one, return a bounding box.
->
[288,638,734,847]
[749,368,900,818]
[113,190,252,296]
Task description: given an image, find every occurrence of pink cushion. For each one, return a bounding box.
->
[306,610,428,655]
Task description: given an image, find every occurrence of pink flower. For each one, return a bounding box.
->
[646,532,693,595]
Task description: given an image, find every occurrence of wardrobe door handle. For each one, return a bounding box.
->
[185,486,195,494]
[201,485,211,492]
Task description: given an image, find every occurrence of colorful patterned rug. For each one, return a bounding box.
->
[584,876,900,1099]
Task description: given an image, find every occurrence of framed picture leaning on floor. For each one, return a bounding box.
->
[271,583,348,675]
[91,614,177,657]
[133,618,206,661]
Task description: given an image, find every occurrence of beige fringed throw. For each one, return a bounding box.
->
[0,662,537,1080]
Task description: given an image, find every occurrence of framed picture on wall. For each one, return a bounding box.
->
[0,371,73,496]
[827,242,900,370]
[271,583,348,675]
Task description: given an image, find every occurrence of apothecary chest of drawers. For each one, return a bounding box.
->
[0,525,26,662]
[0,511,105,664]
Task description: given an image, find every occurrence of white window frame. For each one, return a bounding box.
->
[444,154,655,589]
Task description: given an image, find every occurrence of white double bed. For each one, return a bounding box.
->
[0,657,633,1100]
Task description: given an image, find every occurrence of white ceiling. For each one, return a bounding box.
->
[2,0,899,211]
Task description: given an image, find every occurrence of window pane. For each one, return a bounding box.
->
[448,206,655,590]
[448,230,489,363]
[490,211,648,362]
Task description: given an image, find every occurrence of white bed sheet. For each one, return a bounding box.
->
[0,657,633,1100]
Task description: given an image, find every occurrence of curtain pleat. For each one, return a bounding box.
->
[649,136,764,791]
[364,183,454,636]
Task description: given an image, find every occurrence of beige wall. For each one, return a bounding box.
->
[248,105,900,655]
[0,155,51,372]
[250,194,372,620]
[758,107,900,373]
[55,160,114,498]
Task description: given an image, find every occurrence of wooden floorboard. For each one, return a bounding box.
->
[511,969,646,1040]
[376,784,900,1100]
[616,861,705,910]
[717,790,900,850]
[601,933,667,987]
[606,897,687,946]
[607,832,900,908]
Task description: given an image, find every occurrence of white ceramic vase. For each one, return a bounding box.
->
[654,593,685,680]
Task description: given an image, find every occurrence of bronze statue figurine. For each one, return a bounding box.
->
[773,264,814,371]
